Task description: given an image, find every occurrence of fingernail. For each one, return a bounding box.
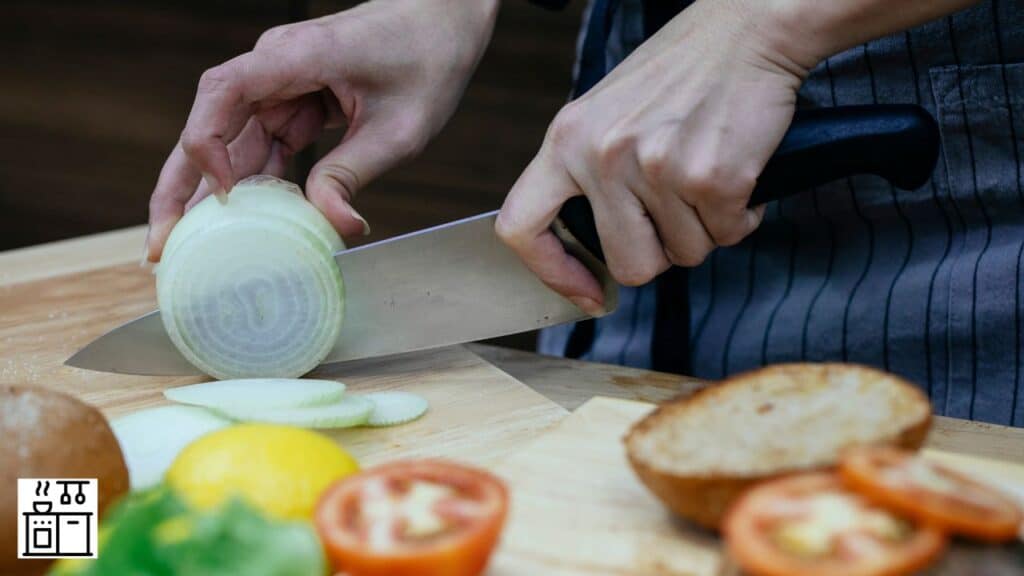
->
[351,208,371,236]
[202,172,228,205]
[569,296,604,317]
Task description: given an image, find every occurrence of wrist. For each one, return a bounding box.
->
[679,0,815,81]
[437,0,501,67]
[754,0,952,69]
[711,0,825,76]
[761,0,853,66]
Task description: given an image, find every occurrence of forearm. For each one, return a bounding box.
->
[389,0,501,72]
[451,0,501,44]
[765,0,984,69]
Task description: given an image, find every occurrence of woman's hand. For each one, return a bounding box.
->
[146,0,499,262]
[496,0,982,316]
[495,0,811,315]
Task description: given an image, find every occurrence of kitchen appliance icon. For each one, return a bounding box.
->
[18,479,97,559]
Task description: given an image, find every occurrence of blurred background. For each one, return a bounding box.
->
[0,0,585,349]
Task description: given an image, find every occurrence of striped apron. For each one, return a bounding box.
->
[538,0,1024,426]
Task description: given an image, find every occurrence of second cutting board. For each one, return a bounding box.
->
[489,397,1024,576]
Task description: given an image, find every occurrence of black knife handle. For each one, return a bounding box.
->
[557,104,940,263]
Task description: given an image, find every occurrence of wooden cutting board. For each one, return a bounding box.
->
[489,397,1024,576]
[0,261,567,467]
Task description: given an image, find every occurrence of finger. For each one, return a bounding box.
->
[631,169,716,267]
[587,184,670,286]
[692,193,765,247]
[304,144,374,238]
[637,120,766,248]
[495,150,605,315]
[642,192,716,267]
[189,139,293,208]
[262,141,290,176]
[147,143,202,262]
[304,117,417,238]
[265,93,326,157]
[180,52,321,194]
[185,117,273,211]
[185,95,326,210]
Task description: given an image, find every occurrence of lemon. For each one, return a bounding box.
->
[165,424,358,520]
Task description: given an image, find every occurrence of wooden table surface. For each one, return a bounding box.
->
[3,225,1023,464]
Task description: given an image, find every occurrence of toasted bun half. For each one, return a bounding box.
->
[625,363,932,530]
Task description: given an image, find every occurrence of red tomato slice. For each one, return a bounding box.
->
[839,446,1023,542]
[315,459,509,576]
[723,472,946,576]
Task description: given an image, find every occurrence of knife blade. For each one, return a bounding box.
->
[66,210,619,376]
[67,104,940,376]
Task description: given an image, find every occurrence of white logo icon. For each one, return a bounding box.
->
[17,479,98,559]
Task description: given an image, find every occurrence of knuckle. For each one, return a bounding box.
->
[314,163,360,201]
[611,258,662,287]
[256,25,295,49]
[637,136,674,186]
[179,129,211,158]
[547,102,584,149]
[593,126,634,173]
[665,245,710,267]
[494,212,525,249]
[680,163,724,196]
[707,215,752,247]
[680,160,757,203]
[257,22,325,54]
[720,168,758,201]
[197,64,234,95]
[713,226,749,247]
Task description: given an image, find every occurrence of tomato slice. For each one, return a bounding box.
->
[314,459,509,576]
[839,446,1023,542]
[723,472,946,576]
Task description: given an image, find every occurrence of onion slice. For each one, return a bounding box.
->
[111,405,232,489]
[214,395,375,429]
[165,378,347,410]
[364,391,429,426]
[157,176,345,379]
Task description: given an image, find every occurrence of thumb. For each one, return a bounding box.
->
[306,118,423,238]
[305,138,376,238]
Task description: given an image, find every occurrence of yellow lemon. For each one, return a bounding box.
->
[165,424,358,520]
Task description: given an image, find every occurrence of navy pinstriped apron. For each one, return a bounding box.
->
[536,0,1024,426]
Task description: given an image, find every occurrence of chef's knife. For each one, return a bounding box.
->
[66,104,939,376]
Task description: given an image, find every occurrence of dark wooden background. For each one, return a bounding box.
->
[0,0,585,349]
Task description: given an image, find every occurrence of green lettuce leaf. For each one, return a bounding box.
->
[50,487,325,576]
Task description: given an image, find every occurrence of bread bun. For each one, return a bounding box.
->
[0,386,129,575]
[625,363,932,530]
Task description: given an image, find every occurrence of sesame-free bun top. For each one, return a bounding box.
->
[625,364,932,529]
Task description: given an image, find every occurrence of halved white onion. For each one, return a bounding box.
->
[157,176,345,379]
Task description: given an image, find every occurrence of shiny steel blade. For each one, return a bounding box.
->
[66,211,618,375]
[323,210,617,364]
[65,309,197,375]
